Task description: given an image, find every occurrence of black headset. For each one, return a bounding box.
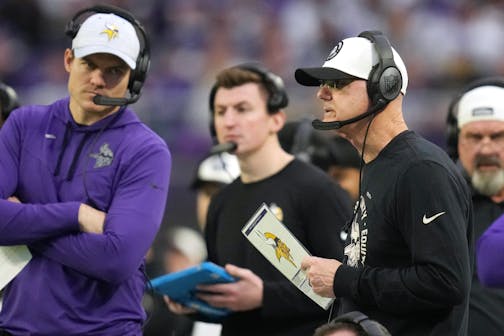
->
[331,311,391,336]
[0,82,20,121]
[208,63,289,143]
[65,4,150,105]
[445,76,504,160]
[358,30,402,106]
[312,31,402,131]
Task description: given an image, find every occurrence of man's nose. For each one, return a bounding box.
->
[90,69,106,87]
[317,86,332,100]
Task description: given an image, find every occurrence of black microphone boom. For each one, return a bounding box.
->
[312,100,387,130]
[209,142,238,155]
[93,94,140,106]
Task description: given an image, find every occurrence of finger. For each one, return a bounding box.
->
[197,283,230,293]
[224,263,245,277]
[300,256,314,270]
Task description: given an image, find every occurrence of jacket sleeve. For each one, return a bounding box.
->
[477,213,504,287]
[0,111,81,244]
[0,201,81,245]
[333,161,472,315]
[30,143,172,284]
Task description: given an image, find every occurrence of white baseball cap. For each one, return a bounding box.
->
[295,36,408,95]
[72,13,140,69]
[166,227,207,264]
[457,85,504,128]
[191,152,240,190]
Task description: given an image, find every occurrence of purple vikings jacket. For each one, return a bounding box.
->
[477,213,504,288]
[0,97,171,335]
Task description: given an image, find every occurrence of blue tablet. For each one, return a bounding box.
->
[149,261,235,317]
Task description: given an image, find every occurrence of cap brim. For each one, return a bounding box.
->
[295,67,356,86]
[74,46,137,70]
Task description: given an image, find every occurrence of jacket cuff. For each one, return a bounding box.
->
[333,264,360,298]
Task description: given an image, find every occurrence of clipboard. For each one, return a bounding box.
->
[149,261,236,318]
[241,203,334,310]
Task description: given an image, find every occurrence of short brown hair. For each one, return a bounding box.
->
[214,66,269,102]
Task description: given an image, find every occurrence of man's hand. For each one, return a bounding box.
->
[196,264,263,312]
[301,256,341,298]
[164,296,197,315]
[7,196,20,203]
[78,204,106,234]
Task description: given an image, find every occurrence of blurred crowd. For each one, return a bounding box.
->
[1,0,504,235]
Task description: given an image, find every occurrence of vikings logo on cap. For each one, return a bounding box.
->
[326,41,343,62]
[101,23,119,40]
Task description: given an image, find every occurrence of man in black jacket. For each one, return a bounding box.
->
[297,31,472,335]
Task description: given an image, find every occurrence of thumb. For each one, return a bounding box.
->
[225,263,249,279]
[301,255,314,270]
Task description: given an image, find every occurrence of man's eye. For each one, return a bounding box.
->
[319,79,354,89]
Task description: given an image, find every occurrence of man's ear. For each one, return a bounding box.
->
[270,110,286,134]
[64,48,74,73]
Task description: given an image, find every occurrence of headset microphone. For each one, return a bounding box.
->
[312,100,387,130]
[93,94,140,106]
[209,142,237,155]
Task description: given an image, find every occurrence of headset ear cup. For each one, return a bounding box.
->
[378,66,402,101]
[359,30,402,106]
[367,64,381,105]
[208,84,218,144]
[128,54,150,95]
[445,98,460,160]
[0,82,20,120]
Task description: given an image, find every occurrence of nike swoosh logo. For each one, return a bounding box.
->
[422,212,446,224]
[45,134,56,139]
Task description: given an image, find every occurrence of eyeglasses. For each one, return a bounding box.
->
[459,131,504,149]
[319,78,356,90]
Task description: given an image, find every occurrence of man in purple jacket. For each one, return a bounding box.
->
[0,5,171,336]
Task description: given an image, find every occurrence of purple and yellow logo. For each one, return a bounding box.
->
[101,23,119,40]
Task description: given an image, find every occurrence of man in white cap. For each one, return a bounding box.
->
[0,5,171,335]
[446,78,504,335]
[297,31,472,335]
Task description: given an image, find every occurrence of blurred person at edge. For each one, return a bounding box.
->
[144,153,238,336]
[0,5,171,335]
[297,31,472,335]
[144,226,224,336]
[0,82,20,311]
[478,212,504,289]
[190,152,240,231]
[0,82,20,128]
[166,63,353,336]
[446,78,504,335]
[312,311,391,336]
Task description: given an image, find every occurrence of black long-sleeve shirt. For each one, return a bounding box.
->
[335,131,473,336]
[205,159,352,336]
